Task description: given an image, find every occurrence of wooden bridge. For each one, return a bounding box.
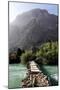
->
[22,61,49,87]
[29,61,41,73]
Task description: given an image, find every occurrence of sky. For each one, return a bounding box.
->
[9,2,58,23]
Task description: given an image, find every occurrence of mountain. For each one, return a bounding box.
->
[9,9,58,51]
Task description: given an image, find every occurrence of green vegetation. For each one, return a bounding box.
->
[36,41,58,65]
[21,50,36,64]
[9,41,58,65]
[9,48,22,64]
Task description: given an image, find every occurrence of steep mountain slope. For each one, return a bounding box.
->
[9,9,58,50]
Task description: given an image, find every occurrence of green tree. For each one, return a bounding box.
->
[21,50,36,64]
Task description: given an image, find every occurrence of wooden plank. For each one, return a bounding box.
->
[29,61,41,73]
[22,61,49,87]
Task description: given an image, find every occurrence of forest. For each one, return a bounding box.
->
[9,41,58,65]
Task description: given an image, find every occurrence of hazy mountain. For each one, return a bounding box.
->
[9,9,58,50]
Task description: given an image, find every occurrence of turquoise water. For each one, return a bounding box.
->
[8,64,58,88]
[42,65,58,75]
[8,64,27,89]
[40,65,58,86]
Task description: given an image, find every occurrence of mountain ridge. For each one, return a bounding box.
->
[9,8,58,51]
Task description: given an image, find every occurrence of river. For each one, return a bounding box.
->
[8,64,58,89]
[39,65,58,86]
[8,64,27,89]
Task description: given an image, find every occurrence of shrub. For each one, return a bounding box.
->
[36,41,58,65]
[21,50,36,64]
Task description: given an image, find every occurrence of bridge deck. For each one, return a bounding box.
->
[22,61,49,87]
[29,61,41,73]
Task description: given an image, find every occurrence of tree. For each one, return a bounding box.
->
[36,41,58,65]
[16,48,22,63]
